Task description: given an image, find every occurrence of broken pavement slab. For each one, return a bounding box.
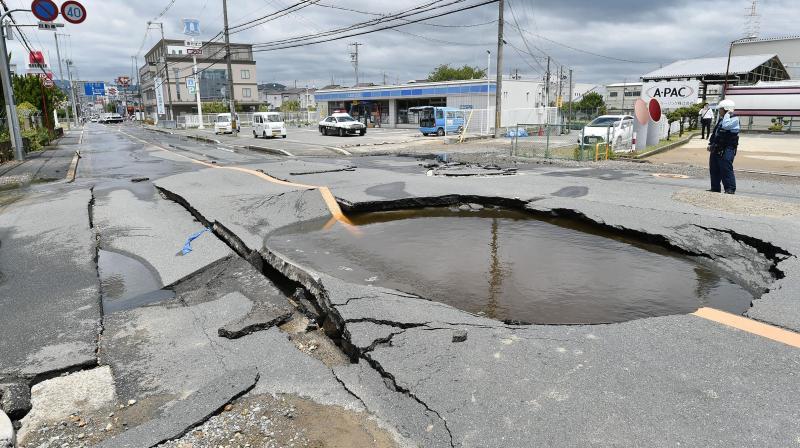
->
[93,187,233,287]
[0,409,14,448]
[0,189,100,380]
[0,383,30,421]
[96,368,259,448]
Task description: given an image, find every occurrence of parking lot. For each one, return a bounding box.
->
[194,125,433,156]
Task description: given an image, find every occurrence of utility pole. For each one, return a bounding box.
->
[222,0,237,132]
[493,0,504,138]
[133,55,144,124]
[567,68,573,125]
[65,58,79,126]
[349,42,361,86]
[486,49,491,135]
[544,56,550,110]
[0,15,23,160]
[54,33,70,126]
[152,22,174,121]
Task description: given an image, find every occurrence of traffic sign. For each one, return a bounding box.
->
[31,0,59,22]
[37,21,63,31]
[117,76,130,87]
[43,78,54,88]
[186,48,202,55]
[84,82,105,96]
[60,0,87,25]
[184,40,202,48]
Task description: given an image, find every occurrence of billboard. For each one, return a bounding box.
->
[154,77,165,115]
[641,80,700,108]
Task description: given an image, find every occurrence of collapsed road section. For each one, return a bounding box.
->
[152,158,800,447]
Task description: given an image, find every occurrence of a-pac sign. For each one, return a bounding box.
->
[641,81,700,108]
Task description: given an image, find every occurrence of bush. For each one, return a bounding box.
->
[22,128,42,151]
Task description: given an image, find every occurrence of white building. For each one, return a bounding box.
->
[604,82,643,112]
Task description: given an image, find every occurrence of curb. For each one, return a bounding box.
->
[633,132,700,159]
[0,409,15,448]
[65,150,81,183]
[144,127,175,136]
[186,134,221,145]
[239,145,293,157]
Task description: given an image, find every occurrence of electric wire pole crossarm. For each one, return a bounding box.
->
[0,8,31,161]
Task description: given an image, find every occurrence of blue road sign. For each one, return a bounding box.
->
[183,19,200,36]
[31,0,59,22]
[83,82,105,96]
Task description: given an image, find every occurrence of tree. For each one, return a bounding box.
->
[4,75,67,131]
[575,92,606,115]
[280,100,300,112]
[202,101,228,113]
[427,64,487,82]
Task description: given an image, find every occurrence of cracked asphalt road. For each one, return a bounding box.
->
[2,123,799,447]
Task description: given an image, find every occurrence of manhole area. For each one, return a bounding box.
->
[268,207,753,325]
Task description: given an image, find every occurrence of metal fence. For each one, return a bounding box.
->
[510,123,635,160]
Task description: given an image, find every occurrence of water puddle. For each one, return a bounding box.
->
[268,207,754,324]
[97,249,175,313]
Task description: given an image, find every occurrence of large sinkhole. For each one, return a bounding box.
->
[268,206,754,324]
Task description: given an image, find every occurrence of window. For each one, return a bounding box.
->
[624,91,641,97]
[254,115,262,124]
[609,92,618,97]
[242,88,252,98]
[174,69,181,101]
[241,69,250,79]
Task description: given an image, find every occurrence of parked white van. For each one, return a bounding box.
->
[214,113,240,134]
[253,112,286,139]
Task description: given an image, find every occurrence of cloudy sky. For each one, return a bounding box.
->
[9,0,798,88]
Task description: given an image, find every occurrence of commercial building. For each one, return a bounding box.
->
[140,39,259,119]
[641,54,789,102]
[731,36,800,79]
[604,82,643,112]
[315,79,559,129]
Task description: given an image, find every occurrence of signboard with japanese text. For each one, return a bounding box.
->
[154,77,165,115]
[641,80,700,108]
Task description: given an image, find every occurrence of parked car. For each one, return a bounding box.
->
[318,113,366,136]
[99,113,124,124]
[90,116,99,123]
[214,113,240,134]
[580,115,634,152]
[253,112,286,139]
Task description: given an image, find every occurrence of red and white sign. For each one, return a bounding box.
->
[43,78,54,88]
[60,0,86,24]
[117,76,130,87]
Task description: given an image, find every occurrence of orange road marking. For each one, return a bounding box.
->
[693,307,800,348]
[119,129,354,227]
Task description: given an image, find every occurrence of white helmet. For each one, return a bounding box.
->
[718,99,735,111]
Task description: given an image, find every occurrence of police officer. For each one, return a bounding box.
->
[707,99,740,194]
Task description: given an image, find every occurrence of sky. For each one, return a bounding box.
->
[8,0,798,88]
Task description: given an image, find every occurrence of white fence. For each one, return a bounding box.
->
[446,107,561,136]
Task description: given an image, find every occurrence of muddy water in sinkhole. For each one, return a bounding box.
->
[98,249,174,314]
[268,207,754,324]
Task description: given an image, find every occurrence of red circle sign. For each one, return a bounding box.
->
[60,0,86,24]
[31,0,59,22]
[43,78,54,88]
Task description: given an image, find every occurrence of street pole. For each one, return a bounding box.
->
[65,59,79,125]
[133,55,144,125]
[493,0,504,138]
[54,33,70,126]
[0,12,24,160]
[722,39,736,100]
[486,49,490,135]
[222,0,237,133]
[154,22,174,121]
[545,56,550,118]
[568,69,573,126]
[192,39,204,129]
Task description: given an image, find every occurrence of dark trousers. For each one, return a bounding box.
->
[701,118,712,139]
[709,148,736,193]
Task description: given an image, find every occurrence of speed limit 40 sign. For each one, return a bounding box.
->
[60,0,86,24]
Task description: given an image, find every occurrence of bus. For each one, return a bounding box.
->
[409,106,466,136]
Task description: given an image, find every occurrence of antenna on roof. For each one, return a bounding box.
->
[745,0,760,39]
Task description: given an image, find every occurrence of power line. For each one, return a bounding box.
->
[392,28,493,47]
[151,0,178,22]
[315,2,497,28]
[249,0,492,51]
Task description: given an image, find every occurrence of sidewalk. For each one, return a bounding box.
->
[0,130,82,189]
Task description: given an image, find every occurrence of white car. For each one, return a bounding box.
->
[253,112,286,139]
[319,113,366,137]
[580,115,634,152]
[214,113,240,134]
